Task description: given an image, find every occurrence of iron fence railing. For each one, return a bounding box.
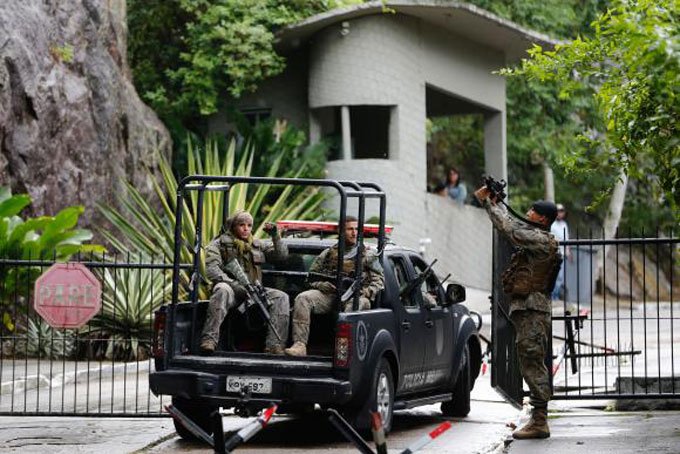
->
[0,254,189,416]
[493,231,679,404]
[3,230,678,416]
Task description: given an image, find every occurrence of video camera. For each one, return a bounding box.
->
[482,175,507,201]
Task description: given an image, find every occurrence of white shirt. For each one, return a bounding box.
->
[551,219,569,242]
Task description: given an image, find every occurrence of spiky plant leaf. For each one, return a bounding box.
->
[99,136,327,300]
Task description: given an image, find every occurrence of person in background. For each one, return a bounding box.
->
[550,203,571,301]
[445,167,467,205]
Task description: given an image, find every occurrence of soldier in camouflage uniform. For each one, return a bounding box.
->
[475,186,561,440]
[199,210,290,355]
[285,216,384,357]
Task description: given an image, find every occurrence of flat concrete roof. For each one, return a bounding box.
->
[278,0,558,63]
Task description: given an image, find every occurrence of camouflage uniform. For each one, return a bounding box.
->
[484,200,561,409]
[200,229,289,352]
[290,244,384,345]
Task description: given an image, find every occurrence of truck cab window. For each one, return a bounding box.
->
[412,256,442,307]
[388,256,417,308]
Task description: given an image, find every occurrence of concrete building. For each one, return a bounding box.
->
[209,1,555,290]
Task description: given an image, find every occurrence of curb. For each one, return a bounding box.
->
[1,359,152,396]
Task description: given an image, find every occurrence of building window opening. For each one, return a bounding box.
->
[426,85,485,205]
[349,105,390,159]
[315,105,392,161]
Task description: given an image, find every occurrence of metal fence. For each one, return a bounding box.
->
[492,230,679,405]
[4,231,678,416]
[0,254,175,416]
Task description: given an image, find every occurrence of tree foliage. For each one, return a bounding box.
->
[128,0,360,133]
[503,0,679,222]
[465,1,607,207]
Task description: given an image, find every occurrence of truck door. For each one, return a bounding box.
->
[410,255,453,390]
[386,255,428,393]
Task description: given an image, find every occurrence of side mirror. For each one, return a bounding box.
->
[445,283,466,305]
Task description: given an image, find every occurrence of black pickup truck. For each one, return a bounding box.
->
[149,176,482,438]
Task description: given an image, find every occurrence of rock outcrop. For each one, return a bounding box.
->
[0,0,170,228]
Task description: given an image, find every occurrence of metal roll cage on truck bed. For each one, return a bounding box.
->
[151,175,482,448]
[168,176,388,331]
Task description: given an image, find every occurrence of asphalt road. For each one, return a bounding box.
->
[3,289,680,453]
[0,376,519,454]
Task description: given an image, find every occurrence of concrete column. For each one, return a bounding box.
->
[483,111,507,184]
[309,111,321,144]
[341,105,352,160]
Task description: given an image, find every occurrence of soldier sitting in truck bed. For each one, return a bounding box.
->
[200,210,290,355]
[285,216,384,357]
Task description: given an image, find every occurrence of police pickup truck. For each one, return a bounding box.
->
[149,176,482,438]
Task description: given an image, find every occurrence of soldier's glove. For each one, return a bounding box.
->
[262,222,277,237]
[228,281,249,302]
[312,281,336,294]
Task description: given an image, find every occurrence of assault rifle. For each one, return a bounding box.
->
[482,174,550,230]
[224,259,283,343]
[400,259,437,297]
[482,175,507,202]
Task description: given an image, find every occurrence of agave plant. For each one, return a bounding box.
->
[85,258,173,361]
[0,187,104,335]
[98,136,327,300]
[19,317,76,359]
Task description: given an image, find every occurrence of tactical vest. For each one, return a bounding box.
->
[501,236,562,296]
[325,245,360,276]
[218,234,266,283]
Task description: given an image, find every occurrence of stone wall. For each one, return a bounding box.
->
[0,0,170,227]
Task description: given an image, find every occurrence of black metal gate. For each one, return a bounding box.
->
[492,231,679,406]
[0,255,176,416]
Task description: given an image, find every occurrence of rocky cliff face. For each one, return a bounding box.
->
[0,0,170,228]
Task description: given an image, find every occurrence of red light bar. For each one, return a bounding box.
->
[276,220,393,237]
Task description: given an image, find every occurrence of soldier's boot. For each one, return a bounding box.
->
[512,407,550,439]
[284,341,307,357]
[199,338,216,356]
[264,345,285,355]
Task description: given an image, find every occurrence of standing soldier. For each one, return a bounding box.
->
[475,186,561,439]
[285,216,384,357]
[199,210,290,355]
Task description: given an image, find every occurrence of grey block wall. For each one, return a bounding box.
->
[309,14,503,290]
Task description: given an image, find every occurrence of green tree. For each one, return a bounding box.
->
[128,0,360,136]
[435,1,612,229]
[503,0,679,223]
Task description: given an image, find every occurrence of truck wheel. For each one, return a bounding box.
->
[441,344,471,417]
[369,358,394,433]
[172,396,214,441]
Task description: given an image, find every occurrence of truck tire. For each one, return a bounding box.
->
[172,396,214,441]
[368,358,395,433]
[441,344,471,417]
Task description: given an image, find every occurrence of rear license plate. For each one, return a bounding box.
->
[226,376,272,394]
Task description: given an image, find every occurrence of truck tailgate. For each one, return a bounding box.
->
[169,352,334,376]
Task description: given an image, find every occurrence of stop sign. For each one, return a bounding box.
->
[34,263,102,329]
